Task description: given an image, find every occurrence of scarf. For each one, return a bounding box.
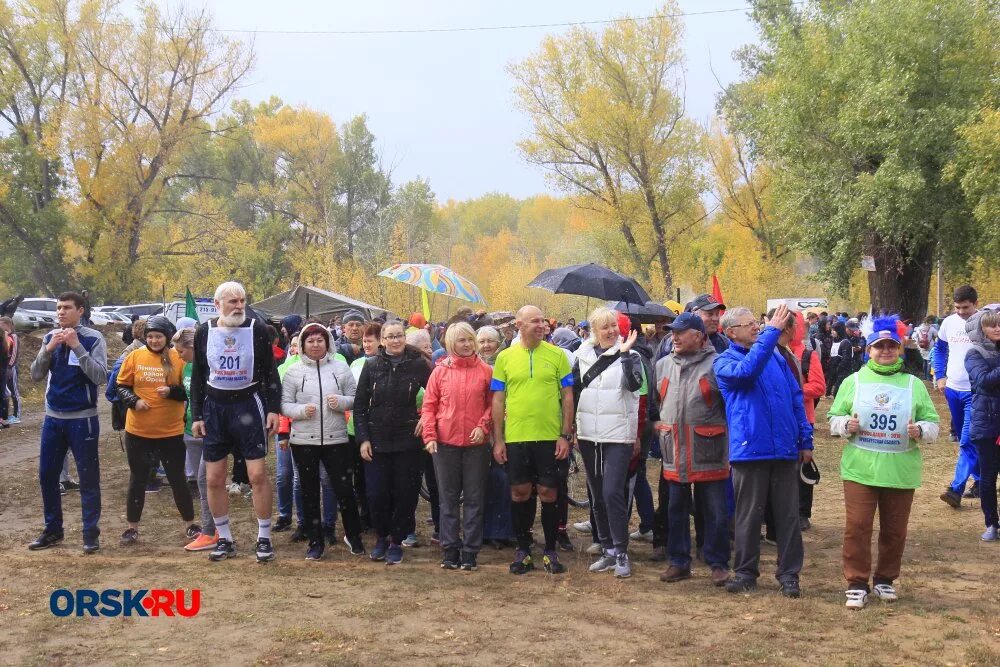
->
[867,358,903,376]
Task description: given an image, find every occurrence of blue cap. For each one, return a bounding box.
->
[667,312,706,334]
[578,320,589,329]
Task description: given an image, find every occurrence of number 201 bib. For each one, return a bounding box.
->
[206,322,255,390]
[851,376,915,454]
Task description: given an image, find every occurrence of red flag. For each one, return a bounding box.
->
[711,274,725,306]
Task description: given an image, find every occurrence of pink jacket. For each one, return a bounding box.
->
[421,353,493,446]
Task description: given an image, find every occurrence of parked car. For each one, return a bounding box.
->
[13,307,53,331]
[112,303,164,319]
[162,299,218,324]
[19,297,112,326]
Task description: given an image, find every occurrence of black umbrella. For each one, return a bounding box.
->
[607,300,676,323]
[528,263,651,306]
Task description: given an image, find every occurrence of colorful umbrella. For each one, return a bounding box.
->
[378,264,486,318]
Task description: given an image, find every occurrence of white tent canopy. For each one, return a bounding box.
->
[252,285,389,322]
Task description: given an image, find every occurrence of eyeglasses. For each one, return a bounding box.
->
[729,322,760,330]
[383,334,405,341]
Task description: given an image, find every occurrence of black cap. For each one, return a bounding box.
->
[686,294,726,312]
[800,459,821,485]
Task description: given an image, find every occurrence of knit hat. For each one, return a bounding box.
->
[281,314,303,338]
[175,316,198,330]
[342,309,365,325]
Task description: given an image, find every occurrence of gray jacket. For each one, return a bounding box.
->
[281,353,356,445]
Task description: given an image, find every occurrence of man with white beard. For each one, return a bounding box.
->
[190,282,281,562]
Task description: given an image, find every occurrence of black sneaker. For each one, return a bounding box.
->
[120,528,139,546]
[780,579,802,598]
[82,536,100,554]
[939,488,962,508]
[59,482,67,496]
[509,549,534,575]
[343,535,366,556]
[460,551,478,571]
[964,482,981,499]
[290,525,307,542]
[556,531,574,552]
[370,537,389,561]
[725,576,757,594]
[145,478,162,494]
[799,517,812,532]
[324,526,336,546]
[273,516,293,532]
[209,538,236,561]
[256,537,275,562]
[305,542,324,561]
[28,531,64,550]
[62,479,80,492]
[542,550,566,574]
[185,524,201,539]
[441,548,461,570]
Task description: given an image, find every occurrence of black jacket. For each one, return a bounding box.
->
[353,345,432,453]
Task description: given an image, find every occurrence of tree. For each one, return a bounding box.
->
[337,114,391,259]
[724,0,999,320]
[510,2,705,294]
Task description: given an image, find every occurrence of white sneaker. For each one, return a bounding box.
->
[872,583,897,602]
[981,526,998,542]
[573,520,592,534]
[586,542,603,555]
[629,528,653,543]
[588,551,616,573]
[845,589,869,609]
[7,416,20,424]
[614,552,632,579]
[227,483,241,496]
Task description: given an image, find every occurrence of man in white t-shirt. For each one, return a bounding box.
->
[934,285,980,508]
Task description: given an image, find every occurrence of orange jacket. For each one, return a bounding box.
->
[421,353,493,446]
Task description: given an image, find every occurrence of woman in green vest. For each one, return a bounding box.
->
[828,315,940,610]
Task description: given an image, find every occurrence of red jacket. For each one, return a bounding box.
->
[421,353,493,446]
[788,312,826,424]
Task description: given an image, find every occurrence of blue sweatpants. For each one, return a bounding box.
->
[39,415,101,539]
[944,388,979,492]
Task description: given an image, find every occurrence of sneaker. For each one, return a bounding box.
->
[761,534,777,546]
[370,538,389,561]
[939,488,962,508]
[509,549,534,575]
[725,576,757,594]
[556,531,574,552]
[256,537,275,562]
[185,532,218,552]
[324,526,336,546]
[780,579,801,598]
[799,517,811,532]
[59,482,67,496]
[586,542,603,555]
[614,552,632,579]
[431,532,441,546]
[649,546,668,562]
[572,520,592,534]
[145,478,162,494]
[441,548,460,570]
[227,483,241,496]
[964,482,981,499]
[208,537,236,561]
[460,551,478,571]
[273,516,293,532]
[660,565,691,582]
[185,524,201,539]
[343,535,366,556]
[845,587,869,609]
[239,483,252,497]
[7,416,20,424]
[82,536,100,554]
[120,527,139,546]
[401,533,418,548]
[629,528,653,543]
[62,479,80,491]
[982,526,999,542]
[711,567,729,587]
[290,525,307,543]
[305,542,324,561]
[385,543,403,565]
[542,550,566,574]
[589,551,617,573]
[28,531,64,550]
[872,583,898,602]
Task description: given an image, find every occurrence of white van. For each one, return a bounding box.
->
[162,299,218,324]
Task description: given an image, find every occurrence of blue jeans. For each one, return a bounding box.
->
[276,439,336,529]
[974,438,999,528]
[39,416,101,539]
[944,387,979,492]
[667,479,730,569]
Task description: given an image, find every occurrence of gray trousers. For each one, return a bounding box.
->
[185,435,214,533]
[185,437,201,480]
[432,444,491,553]
[579,440,633,552]
[732,459,803,583]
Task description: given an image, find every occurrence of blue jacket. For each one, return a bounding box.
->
[965,312,1000,442]
[30,325,108,417]
[713,326,814,462]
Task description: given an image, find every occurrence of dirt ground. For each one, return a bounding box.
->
[1,337,999,666]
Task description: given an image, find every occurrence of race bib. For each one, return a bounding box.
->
[851,377,914,454]
[206,322,255,390]
[67,350,80,367]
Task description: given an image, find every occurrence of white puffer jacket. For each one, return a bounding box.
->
[281,353,356,445]
[574,339,642,444]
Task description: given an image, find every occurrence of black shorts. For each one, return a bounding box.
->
[505,441,568,489]
[202,394,268,463]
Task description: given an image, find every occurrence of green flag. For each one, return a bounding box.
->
[185,287,198,319]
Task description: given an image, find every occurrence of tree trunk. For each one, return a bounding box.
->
[864,234,933,323]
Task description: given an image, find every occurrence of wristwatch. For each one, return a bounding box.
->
[560,432,574,441]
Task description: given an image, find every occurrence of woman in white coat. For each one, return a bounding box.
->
[572,307,643,578]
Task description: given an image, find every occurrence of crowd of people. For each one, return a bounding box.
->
[17,281,1000,610]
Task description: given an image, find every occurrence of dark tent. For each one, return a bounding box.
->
[252,286,388,322]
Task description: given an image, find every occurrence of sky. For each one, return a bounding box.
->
[153,1,761,202]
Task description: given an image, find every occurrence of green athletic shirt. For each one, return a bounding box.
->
[491,340,573,443]
[182,363,193,437]
[828,366,939,489]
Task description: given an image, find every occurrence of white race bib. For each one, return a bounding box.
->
[206,322,255,390]
[67,350,80,366]
[851,376,914,454]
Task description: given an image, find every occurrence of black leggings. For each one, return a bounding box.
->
[291,444,362,545]
[125,433,194,524]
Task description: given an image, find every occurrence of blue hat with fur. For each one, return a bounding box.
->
[865,314,902,347]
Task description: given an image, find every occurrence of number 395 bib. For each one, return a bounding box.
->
[206,322,255,390]
[851,376,915,454]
